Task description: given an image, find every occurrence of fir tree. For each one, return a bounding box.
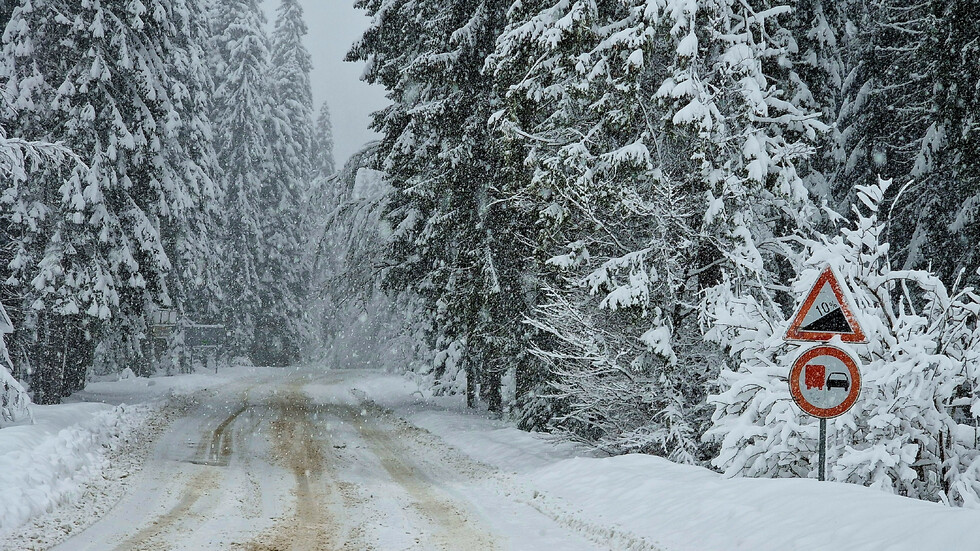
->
[166,0,224,329]
[351,0,534,413]
[270,0,315,183]
[209,0,272,360]
[312,101,336,178]
[251,0,317,366]
[832,0,980,282]
[900,1,980,280]
[2,0,222,399]
[490,0,824,456]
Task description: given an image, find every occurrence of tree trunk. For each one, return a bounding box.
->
[32,314,65,405]
[61,318,93,397]
[465,363,476,408]
[482,365,502,414]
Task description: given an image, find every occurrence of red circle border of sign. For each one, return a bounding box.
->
[788,345,862,419]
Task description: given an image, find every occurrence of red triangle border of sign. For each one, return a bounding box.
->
[785,266,867,343]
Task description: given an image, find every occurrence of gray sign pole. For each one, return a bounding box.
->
[818,418,827,481]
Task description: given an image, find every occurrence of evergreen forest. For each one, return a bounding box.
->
[2,0,980,507]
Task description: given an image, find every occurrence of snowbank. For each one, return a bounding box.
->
[530,455,980,551]
[353,370,980,551]
[0,402,151,536]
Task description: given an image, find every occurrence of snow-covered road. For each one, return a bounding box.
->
[51,369,594,551]
[11,366,980,551]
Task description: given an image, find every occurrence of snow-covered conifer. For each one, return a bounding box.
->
[2,0,223,397]
[351,0,535,413]
[312,101,336,178]
[832,1,980,283]
[245,0,317,366]
[270,0,315,183]
[786,0,849,201]
[490,0,824,456]
[209,0,272,359]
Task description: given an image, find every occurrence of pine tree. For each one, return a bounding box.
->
[166,0,224,328]
[787,0,849,201]
[209,0,272,360]
[351,0,534,413]
[270,0,314,182]
[900,1,980,280]
[488,0,825,456]
[250,0,317,366]
[2,0,222,399]
[833,0,980,282]
[312,101,336,178]
[309,143,411,369]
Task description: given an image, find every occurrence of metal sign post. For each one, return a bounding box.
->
[149,309,179,374]
[788,344,861,480]
[186,324,226,373]
[784,264,867,482]
[819,418,827,482]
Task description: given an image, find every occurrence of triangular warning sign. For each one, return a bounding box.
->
[785,265,867,343]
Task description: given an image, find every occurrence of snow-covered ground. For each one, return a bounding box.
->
[3,366,980,550]
[349,373,980,550]
[0,367,274,550]
[0,401,149,538]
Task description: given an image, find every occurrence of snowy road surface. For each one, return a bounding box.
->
[50,369,595,551]
[14,366,980,551]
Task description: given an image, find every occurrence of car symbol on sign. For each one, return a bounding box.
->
[826,372,849,391]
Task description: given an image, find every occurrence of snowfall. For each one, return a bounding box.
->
[2,365,979,550]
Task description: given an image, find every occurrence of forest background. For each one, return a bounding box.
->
[2,0,980,508]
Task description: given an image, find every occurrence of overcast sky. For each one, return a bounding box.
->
[262,0,389,167]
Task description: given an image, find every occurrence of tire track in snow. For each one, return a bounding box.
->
[336,402,499,551]
[112,468,221,551]
[112,392,250,551]
[239,388,350,551]
[190,403,247,467]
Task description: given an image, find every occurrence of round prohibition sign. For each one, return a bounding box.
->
[789,345,862,418]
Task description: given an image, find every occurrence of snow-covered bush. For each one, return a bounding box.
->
[0,302,29,424]
[706,178,980,506]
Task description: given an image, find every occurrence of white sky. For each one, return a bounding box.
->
[262,0,389,167]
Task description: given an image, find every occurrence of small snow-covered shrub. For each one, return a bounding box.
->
[118,368,137,381]
[705,178,980,506]
[0,302,30,424]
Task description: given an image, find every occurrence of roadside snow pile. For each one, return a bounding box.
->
[529,454,980,551]
[0,402,151,536]
[352,370,980,551]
